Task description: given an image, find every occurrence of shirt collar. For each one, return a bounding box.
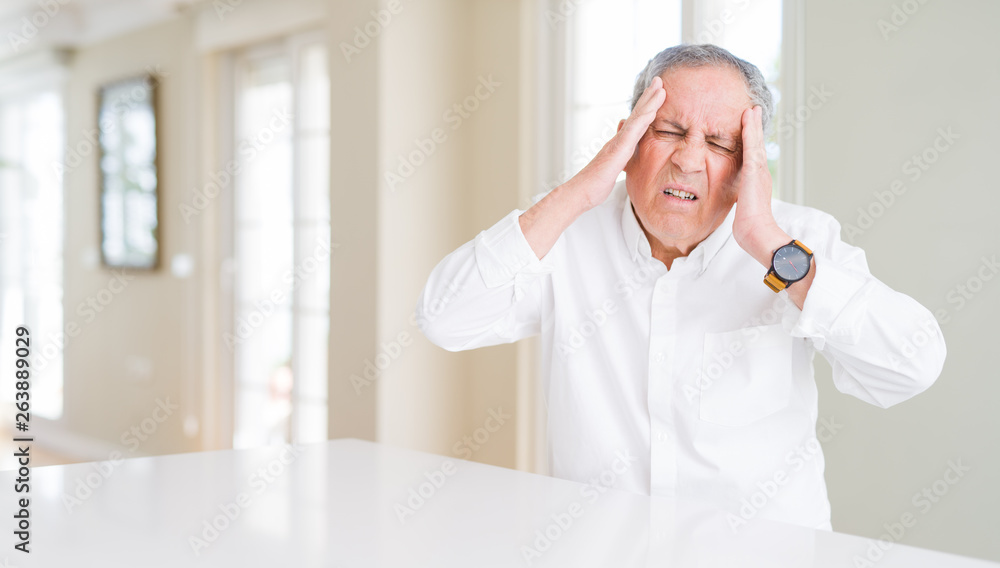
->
[620,183,736,274]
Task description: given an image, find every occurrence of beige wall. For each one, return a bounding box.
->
[803,0,999,561]
[62,15,202,456]
[372,0,524,467]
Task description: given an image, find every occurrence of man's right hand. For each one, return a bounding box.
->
[518,76,665,260]
[566,75,666,210]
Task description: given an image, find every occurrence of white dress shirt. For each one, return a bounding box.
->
[416,179,945,530]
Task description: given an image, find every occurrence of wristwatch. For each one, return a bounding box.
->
[764,240,813,292]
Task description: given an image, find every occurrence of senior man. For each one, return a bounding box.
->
[415,44,945,530]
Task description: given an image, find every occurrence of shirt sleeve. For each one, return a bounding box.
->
[777,212,946,408]
[415,208,554,352]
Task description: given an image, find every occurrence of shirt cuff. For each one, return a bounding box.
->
[474,209,546,289]
[780,257,871,349]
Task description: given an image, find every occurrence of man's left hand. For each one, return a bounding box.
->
[731,105,788,266]
[731,105,814,307]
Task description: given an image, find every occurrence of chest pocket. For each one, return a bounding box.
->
[698,323,794,427]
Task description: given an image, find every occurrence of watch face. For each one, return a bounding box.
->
[773,244,811,282]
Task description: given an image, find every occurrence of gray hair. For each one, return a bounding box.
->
[630,44,774,135]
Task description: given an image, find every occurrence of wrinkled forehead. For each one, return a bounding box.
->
[655,65,751,138]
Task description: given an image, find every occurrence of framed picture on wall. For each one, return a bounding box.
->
[97,74,160,269]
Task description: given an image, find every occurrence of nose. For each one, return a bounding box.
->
[669,137,706,174]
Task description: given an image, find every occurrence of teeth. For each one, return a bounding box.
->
[665,188,695,200]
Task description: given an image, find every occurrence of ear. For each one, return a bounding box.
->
[617,119,625,133]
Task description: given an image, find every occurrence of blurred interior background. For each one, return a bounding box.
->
[0,0,996,561]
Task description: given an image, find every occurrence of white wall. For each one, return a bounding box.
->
[803,0,999,561]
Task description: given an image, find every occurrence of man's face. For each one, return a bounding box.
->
[623,65,752,253]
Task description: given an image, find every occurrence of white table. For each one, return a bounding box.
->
[1,439,996,567]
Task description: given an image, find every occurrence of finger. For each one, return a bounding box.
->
[619,77,665,143]
[740,106,767,167]
[629,76,665,126]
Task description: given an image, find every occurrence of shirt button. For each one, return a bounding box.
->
[655,352,665,363]
[656,430,665,442]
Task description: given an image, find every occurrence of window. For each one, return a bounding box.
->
[0,90,65,419]
[227,32,330,448]
[560,0,785,195]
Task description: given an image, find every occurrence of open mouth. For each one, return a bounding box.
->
[663,188,697,201]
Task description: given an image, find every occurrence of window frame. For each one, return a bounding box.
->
[216,28,331,450]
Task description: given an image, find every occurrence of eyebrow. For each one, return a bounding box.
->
[652,118,684,131]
